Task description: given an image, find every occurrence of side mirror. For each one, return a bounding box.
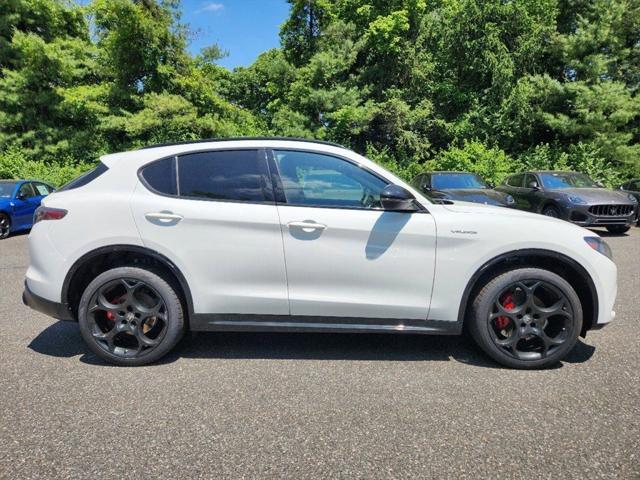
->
[596,182,604,188]
[15,193,25,201]
[380,184,418,211]
[528,181,539,190]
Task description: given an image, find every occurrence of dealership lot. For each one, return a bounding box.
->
[1,229,638,478]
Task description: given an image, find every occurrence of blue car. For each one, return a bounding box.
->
[0,180,55,239]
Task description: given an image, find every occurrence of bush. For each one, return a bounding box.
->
[427,140,516,185]
[0,149,92,187]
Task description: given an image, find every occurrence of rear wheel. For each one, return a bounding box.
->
[469,268,582,369]
[78,267,185,366]
[541,205,560,218]
[606,225,630,234]
[0,213,10,239]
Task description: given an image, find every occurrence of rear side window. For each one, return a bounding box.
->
[59,162,108,191]
[33,183,52,195]
[140,157,177,195]
[177,150,271,202]
[506,174,524,187]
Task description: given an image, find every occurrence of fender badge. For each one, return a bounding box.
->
[451,229,477,235]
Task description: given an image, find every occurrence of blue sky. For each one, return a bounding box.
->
[181,0,290,69]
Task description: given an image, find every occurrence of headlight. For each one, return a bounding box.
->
[584,236,613,260]
[505,194,515,204]
[567,195,587,204]
[628,193,638,203]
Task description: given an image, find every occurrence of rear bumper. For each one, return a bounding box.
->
[22,281,74,321]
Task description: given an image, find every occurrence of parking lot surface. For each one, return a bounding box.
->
[1,229,638,479]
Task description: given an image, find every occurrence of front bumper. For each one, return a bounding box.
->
[22,281,74,321]
[563,204,636,227]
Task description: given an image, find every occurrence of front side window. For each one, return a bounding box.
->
[273,150,387,209]
[17,183,36,199]
[178,150,271,202]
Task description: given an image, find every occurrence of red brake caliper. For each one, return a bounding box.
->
[496,292,515,330]
[105,296,122,322]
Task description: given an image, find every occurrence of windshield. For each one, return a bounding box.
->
[539,172,598,189]
[0,183,16,198]
[432,173,487,190]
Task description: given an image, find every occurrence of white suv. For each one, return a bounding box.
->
[23,138,617,368]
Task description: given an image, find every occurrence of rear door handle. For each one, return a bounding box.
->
[145,211,183,223]
[287,221,327,232]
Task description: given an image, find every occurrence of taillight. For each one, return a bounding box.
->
[33,207,67,224]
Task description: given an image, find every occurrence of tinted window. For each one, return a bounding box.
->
[631,180,640,191]
[539,172,598,189]
[273,150,387,208]
[59,162,108,191]
[506,174,524,187]
[17,183,36,199]
[178,150,270,202]
[141,157,177,195]
[432,173,487,190]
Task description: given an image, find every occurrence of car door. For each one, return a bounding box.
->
[271,149,437,323]
[521,173,542,211]
[131,149,289,317]
[12,183,39,228]
[502,174,527,210]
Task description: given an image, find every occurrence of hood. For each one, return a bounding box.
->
[438,188,507,206]
[552,187,634,204]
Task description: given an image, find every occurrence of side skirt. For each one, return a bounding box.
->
[190,314,461,335]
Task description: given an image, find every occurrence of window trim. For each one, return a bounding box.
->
[267,147,428,213]
[137,148,276,206]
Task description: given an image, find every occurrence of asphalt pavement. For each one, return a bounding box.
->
[1,228,638,479]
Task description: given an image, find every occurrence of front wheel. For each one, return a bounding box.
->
[469,268,582,369]
[606,225,630,234]
[0,213,11,239]
[541,206,561,218]
[78,267,185,366]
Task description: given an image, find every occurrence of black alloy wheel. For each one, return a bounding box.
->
[78,267,184,366]
[487,280,574,361]
[470,268,582,369]
[0,213,10,239]
[542,206,560,218]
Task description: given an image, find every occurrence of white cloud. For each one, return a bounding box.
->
[199,2,224,12]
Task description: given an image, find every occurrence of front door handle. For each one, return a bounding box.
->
[287,221,327,232]
[145,211,183,223]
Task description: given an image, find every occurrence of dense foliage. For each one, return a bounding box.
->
[1,0,638,186]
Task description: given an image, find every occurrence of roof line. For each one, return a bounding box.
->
[139,137,346,150]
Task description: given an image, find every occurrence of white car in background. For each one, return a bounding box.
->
[23,138,617,368]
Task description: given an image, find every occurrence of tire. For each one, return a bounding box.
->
[606,225,630,234]
[469,268,582,369]
[541,205,560,218]
[78,267,185,366]
[0,213,10,239]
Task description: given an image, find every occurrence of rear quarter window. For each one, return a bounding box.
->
[140,157,177,196]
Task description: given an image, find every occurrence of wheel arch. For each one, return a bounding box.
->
[62,245,194,324]
[538,199,561,214]
[457,249,598,336]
